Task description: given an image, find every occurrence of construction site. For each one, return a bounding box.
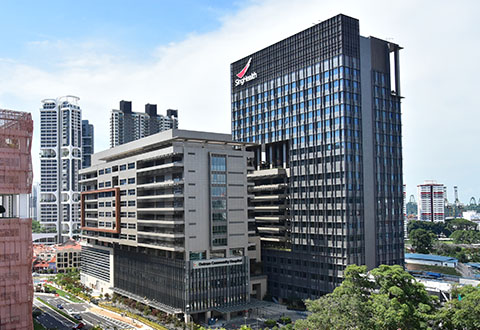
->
[0,108,34,330]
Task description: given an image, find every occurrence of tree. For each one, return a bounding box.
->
[410,228,436,253]
[295,265,374,330]
[446,218,478,232]
[369,265,437,330]
[294,265,437,330]
[450,230,480,244]
[294,292,374,330]
[32,220,42,233]
[407,220,446,237]
[436,285,480,329]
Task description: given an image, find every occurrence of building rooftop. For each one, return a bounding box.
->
[87,128,255,166]
[56,239,81,251]
[467,262,480,270]
[405,253,458,263]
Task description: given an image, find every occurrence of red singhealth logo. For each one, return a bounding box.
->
[236,58,252,78]
[235,58,257,87]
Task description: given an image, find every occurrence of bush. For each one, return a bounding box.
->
[264,319,277,327]
[279,316,291,324]
[144,305,151,316]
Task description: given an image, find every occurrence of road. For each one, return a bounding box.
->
[34,298,78,330]
[35,293,134,330]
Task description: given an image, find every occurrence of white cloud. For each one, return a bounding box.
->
[0,0,479,202]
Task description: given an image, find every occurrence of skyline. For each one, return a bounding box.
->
[0,0,479,201]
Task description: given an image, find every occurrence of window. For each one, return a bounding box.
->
[128,223,136,229]
[99,169,104,175]
[211,186,227,197]
[128,212,136,218]
[120,179,126,185]
[212,199,227,209]
[120,164,126,171]
[128,200,136,207]
[128,178,135,184]
[128,162,135,169]
[213,238,227,246]
[211,155,226,171]
[212,213,227,222]
[128,189,135,196]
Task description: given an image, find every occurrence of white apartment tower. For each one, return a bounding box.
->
[417,180,445,222]
[40,96,82,243]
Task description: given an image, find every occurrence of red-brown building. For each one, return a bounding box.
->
[0,108,34,330]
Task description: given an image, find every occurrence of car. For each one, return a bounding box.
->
[73,314,82,320]
[72,323,85,329]
[56,304,63,309]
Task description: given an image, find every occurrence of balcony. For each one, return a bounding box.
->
[137,193,184,200]
[137,234,185,252]
[79,176,98,183]
[136,179,184,189]
[253,205,286,211]
[136,230,184,238]
[255,215,286,222]
[137,161,183,174]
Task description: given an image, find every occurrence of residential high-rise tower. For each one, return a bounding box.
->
[231,14,404,299]
[417,180,445,222]
[39,96,82,243]
[110,100,179,147]
[82,119,94,168]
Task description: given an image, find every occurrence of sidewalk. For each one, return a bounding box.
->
[47,282,154,330]
[90,306,152,330]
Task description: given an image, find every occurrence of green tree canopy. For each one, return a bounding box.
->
[436,285,480,329]
[295,265,437,330]
[445,218,478,232]
[450,230,480,244]
[407,220,450,237]
[410,228,436,253]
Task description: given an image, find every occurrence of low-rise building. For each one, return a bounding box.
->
[80,129,253,322]
[405,253,458,268]
[32,239,81,273]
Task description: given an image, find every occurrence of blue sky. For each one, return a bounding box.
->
[0,0,239,64]
[1,0,479,203]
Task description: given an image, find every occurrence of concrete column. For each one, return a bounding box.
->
[205,311,211,324]
[226,312,231,321]
[394,48,401,96]
[269,145,273,169]
[19,194,29,218]
[257,148,261,170]
[261,144,266,168]
[282,143,287,168]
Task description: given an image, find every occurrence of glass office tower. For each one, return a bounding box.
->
[231,14,404,299]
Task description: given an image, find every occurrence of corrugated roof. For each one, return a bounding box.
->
[467,262,480,269]
[405,253,457,263]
